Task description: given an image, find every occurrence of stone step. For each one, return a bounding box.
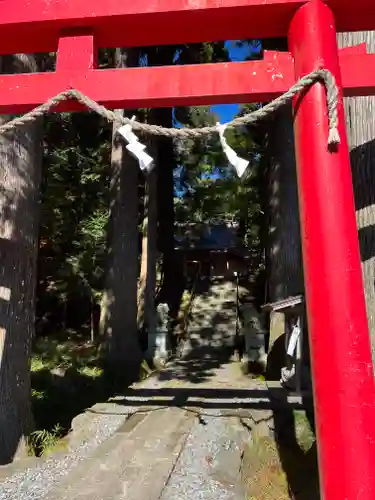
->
[47,407,195,500]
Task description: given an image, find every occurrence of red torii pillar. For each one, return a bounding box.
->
[290,1,375,498]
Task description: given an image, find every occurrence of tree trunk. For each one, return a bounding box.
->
[262,40,303,306]
[0,54,43,464]
[146,48,180,317]
[264,105,305,381]
[137,164,158,334]
[155,109,176,302]
[266,105,303,304]
[99,49,142,383]
[337,32,375,361]
[90,293,95,344]
[261,39,305,383]
[152,108,186,327]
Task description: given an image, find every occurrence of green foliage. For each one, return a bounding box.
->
[31,336,100,373]
[36,46,266,335]
[37,111,112,333]
[30,334,105,445]
[33,40,266,439]
[175,101,264,272]
[28,424,65,457]
[36,41,231,335]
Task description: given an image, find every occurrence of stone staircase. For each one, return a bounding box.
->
[181,278,238,354]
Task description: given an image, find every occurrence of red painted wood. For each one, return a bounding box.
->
[289,2,375,499]
[56,31,97,72]
[328,0,375,38]
[0,0,374,54]
[0,58,295,114]
[0,50,373,114]
[339,53,375,97]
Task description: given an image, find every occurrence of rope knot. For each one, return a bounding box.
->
[314,68,340,146]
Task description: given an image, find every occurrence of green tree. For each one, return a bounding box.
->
[38,111,111,336]
[145,42,229,314]
[176,103,262,265]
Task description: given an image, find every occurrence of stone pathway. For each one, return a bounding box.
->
[0,278,309,500]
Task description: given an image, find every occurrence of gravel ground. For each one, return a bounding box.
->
[0,409,133,500]
[160,410,249,500]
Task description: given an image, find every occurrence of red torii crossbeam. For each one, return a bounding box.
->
[0,47,375,114]
[1,1,375,499]
[0,0,374,53]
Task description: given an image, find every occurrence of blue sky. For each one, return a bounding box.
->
[210,41,255,123]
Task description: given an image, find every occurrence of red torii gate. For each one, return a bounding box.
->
[1,0,375,498]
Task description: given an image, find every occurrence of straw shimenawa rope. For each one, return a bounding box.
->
[0,68,340,146]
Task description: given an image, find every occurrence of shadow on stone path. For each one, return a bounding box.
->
[0,278,318,500]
